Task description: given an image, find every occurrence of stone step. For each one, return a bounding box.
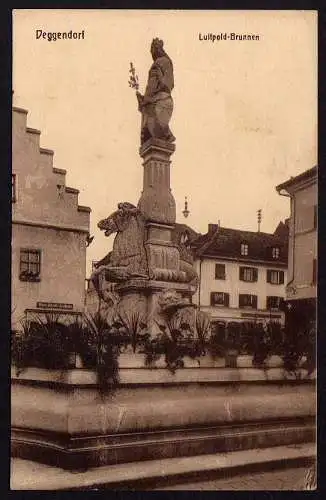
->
[11,443,316,490]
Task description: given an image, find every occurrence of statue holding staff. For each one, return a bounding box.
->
[129,38,175,145]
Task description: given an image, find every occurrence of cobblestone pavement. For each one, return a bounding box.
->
[156,467,309,490]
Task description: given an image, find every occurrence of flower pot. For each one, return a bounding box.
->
[237,355,254,368]
[225,349,238,368]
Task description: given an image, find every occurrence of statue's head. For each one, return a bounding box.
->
[151,38,165,59]
[98,202,140,237]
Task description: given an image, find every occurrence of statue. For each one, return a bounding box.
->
[90,202,149,297]
[129,38,175,145]
[90,202,199,299]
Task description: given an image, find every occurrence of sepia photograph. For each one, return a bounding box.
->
[11,9,317,490]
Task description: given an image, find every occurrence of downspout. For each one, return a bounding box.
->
[198,257,203,311]
[278,188,295,288]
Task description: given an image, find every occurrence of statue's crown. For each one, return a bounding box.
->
[152,37,164,48]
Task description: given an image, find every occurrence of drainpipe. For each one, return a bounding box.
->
[198,257,203,311]
[278,188,295,288]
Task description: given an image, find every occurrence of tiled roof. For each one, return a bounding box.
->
[94,221,288,271]
[191,225,288,264]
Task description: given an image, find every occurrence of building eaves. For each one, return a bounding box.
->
[276,165,317,193]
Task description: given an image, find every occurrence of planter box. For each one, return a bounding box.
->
[11,365,316,471]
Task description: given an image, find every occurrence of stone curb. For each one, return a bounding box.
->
[11,443,316,490]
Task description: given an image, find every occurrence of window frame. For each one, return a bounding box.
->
[240,243,249,256]
[19,248,42,282]
[267,269,284,285]
[12,173,17,203]
[215,263,226,280]
[266,296,283,310]
[272,247,280,260]
[210,291,230,307]
[239,266,258,282]
[239,293,258,309]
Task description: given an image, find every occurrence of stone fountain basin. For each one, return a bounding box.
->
[11,365,315,470]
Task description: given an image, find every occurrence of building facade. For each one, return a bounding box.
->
[176,223,288,333]
[12,106,91,329]
[276,166,317,332]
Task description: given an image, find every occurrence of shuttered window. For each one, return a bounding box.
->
[239,266,258,282]
[210,292,230,307]
[215,264,226,280]
[266,296,283,310]
[267,269,284,285]
[239,294,258,309]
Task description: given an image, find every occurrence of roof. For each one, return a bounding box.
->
[276,165,317,193]
[93,220,288,273]
[190,225,288,264]
[171,223,201,244]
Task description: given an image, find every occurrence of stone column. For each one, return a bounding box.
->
[137,138,181,277]
[138,137,176,224]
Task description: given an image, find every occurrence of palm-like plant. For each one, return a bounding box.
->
[195,310,211,354]
[116,310,148,353]
[83,312,120,393]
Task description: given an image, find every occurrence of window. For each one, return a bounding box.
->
[12,174,16,202]
[239,266,258,282]
[19,249,41,281]
[240,243,248,256]
[313,205,317,230]
[210,292,230,307]
[267,269,284,285]
[312,259,317,285]
[272,247,280,259]
[266,296,283,310]
[215,263,226,280]
[180,232,189,245]
[239,294,257,309]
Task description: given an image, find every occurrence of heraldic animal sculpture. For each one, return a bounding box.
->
[90,202,198,298]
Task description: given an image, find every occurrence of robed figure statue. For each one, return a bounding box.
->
[136,38,175,145]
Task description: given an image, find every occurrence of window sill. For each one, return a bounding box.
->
[19,275,41,282]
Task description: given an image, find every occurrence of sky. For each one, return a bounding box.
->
[13,10,317,276]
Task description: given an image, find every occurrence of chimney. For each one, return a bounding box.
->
[208,224,219,233]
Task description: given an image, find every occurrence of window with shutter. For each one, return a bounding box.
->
[215,264,226,280]
[211,292,229,307]
[267,269,284,285]
[267,296,282,310]
[19,249,41,281]
[239,294,257,309]
[240,267,257,282]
